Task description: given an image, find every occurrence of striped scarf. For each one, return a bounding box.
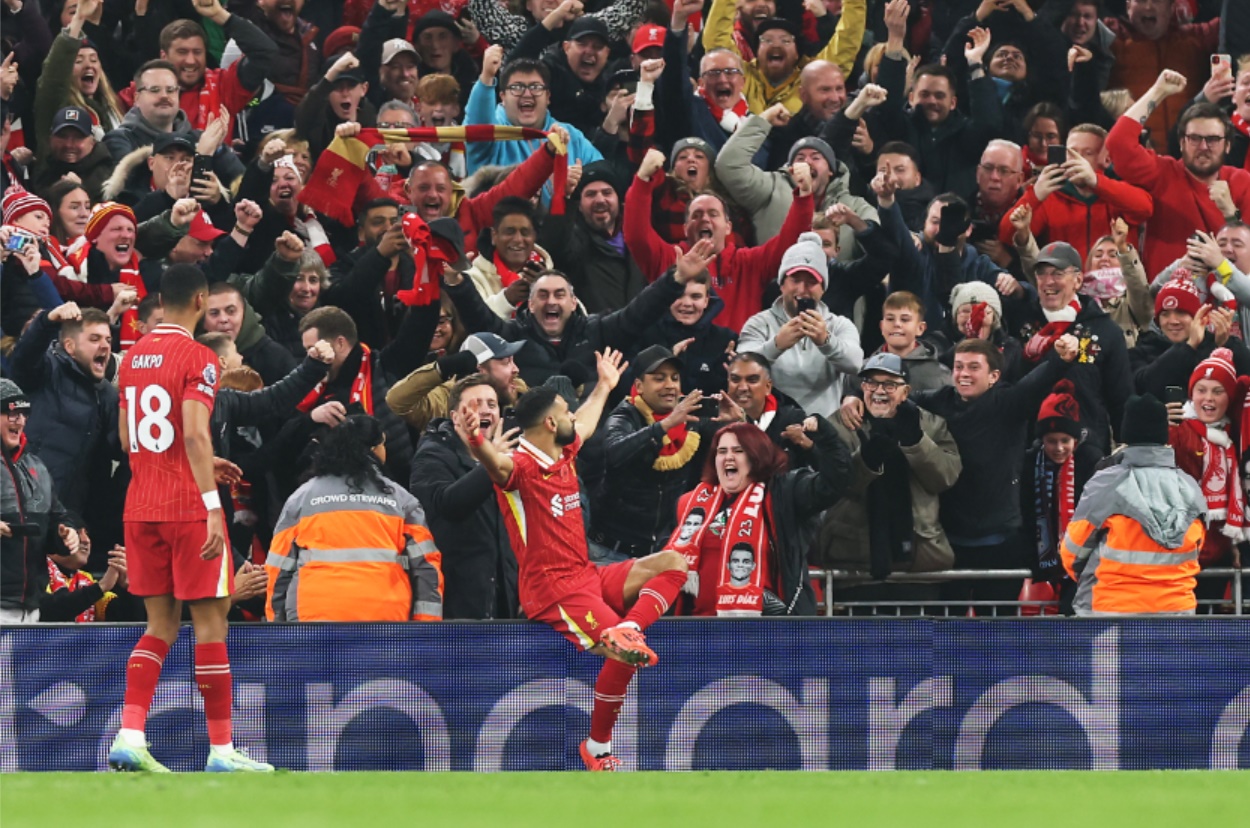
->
[300,126,567,225]
[628,382,701,471]
[297,343,374,415]
[66,242,147,348]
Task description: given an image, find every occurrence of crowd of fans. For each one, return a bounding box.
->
[2,0,1248,623]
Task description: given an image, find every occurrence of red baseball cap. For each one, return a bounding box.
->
[188,210,226,243]
[632,24,665,54]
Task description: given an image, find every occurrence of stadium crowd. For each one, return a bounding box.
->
[2,0,1248,622]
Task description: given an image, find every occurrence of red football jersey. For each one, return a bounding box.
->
[496,434,597,617]
[118,323,219,522]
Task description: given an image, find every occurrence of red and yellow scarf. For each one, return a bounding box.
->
[628,382,700,471]
[300,126,567,225]
[667,482,770,616]
[297,343,374,414]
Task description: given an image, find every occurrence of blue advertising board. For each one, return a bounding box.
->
[2,619,1248,772]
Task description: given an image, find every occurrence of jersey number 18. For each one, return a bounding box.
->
[125,385,175,454]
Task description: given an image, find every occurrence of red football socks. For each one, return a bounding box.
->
[622,569,686,630]
[121,634,169,732]
[590,658,636,743]
[194,642,233,746]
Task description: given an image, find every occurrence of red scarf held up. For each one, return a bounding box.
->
[300,126,568,226]
[297,343,374,414]
[1183,417,1247,540]
[964,302,989,340]
[666,482,770,616]
[194,71,220,131]
[1024,299,1081,363]
[393,212,456,307]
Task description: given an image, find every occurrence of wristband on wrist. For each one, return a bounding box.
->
[968,62,985,72]
[202,490,222,511]
[468,430,486,447]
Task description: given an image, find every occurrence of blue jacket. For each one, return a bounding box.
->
[464,80,601,204]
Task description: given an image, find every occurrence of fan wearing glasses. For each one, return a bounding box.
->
[1108,69,1250,278]
[464,45,602,192]
[103,61,194,163]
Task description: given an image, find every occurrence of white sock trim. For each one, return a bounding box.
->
[118,728,146,748]
[585,737,611,757]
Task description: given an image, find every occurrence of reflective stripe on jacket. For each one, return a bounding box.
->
[1059,445,1205,616]
[266,474,443,622]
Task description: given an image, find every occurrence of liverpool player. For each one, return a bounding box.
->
[108,264,273,773]
[459,347,690,772]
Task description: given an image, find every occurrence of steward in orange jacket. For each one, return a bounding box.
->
[265,416,443,621]
[1060,394,1205,616]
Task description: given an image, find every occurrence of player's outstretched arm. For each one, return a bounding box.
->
[573,349,628,443]
[455,409,514,487]
[183,399,227,560]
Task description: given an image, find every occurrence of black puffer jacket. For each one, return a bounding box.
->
[628,291,738,398]
[590,400,714,555]
[443,269,686,387]
[762,415,851,615]
[538,210,647,316]
[1016,296,1132,454]
[410,419,518,620]
[2,439,74,611]
[8,311,120,517]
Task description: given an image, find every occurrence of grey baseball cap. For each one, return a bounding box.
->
[858,352,907,380]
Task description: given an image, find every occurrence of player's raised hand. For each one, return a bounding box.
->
[595,348,628,391]
[490,419,521,454]
[201,508,226,559]
[307,339,335,364]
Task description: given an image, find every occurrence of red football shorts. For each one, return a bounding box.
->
[125,519,233,601]
[529,559,634,651]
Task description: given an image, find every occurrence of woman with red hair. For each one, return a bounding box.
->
[664,417,850,616]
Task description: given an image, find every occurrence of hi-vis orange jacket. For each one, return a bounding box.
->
[1060,445,1206,616]
[266,475,443,622]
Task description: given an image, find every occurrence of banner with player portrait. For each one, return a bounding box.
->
[2,620,1249,771]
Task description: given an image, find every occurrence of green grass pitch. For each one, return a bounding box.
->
[3,771,1248,828]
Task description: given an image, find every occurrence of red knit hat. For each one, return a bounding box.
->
[2,187,51,226]
[1189,347,1239,401]
[1154,277,1203,319]
[84,202,136,244]
[1037,379,1082,439]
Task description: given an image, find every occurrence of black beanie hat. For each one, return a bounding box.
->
[1120,394,1169,446]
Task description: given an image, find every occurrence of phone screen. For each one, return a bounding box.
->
[796,297,816,314]
[1047,145,1067,166]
